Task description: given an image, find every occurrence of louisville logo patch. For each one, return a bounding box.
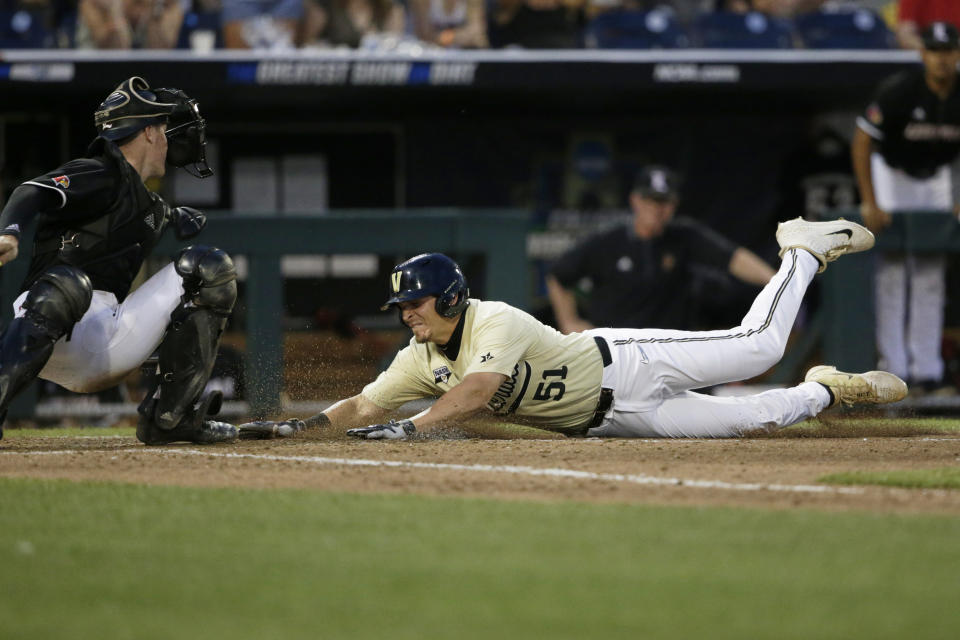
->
[52,175,70,189]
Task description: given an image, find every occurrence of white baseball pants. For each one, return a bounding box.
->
[12,263,184,393]
[871,153,950,383]
[586,249,831,438]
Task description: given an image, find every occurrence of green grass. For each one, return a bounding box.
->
[1,478,959,640]
[770,416,960,438]
[821,467,960,490]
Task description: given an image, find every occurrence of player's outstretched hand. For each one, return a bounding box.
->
[172,206,207,240]
[347,419,416,440]
[238,419,306,440]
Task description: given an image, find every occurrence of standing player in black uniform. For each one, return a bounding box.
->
[546,166,775,334]
[0,77,239,444]
[852,22,960,391]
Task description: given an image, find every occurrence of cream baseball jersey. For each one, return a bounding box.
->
[362,299,605,432]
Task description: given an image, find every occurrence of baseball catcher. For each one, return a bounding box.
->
[0,76,238,444]
[249,218,907,440]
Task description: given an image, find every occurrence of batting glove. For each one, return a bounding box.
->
[172,206,207,240]
[237,419,306,440]
[347,419,416,440]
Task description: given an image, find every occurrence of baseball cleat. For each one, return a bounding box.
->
[776,217,874,273]
[805,365,908,408]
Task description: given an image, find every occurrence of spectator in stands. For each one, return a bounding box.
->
[711,0,825,17]
[408,0,487,48]
[299,0,404,48]
[76,0,186,48]
[581,1,717,25]
[713,0,753,12]
[896,0,960,50]
[545,165,775,334]
[222,0,302,49]
[491,0,584,49]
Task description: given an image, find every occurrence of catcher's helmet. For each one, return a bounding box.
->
[382,253,470,318]
[94,77,176,142]
[94,77,213,178]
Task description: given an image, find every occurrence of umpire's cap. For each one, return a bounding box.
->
[922,21,960,51]
[94,77,177,142]
[382,253,470,318]
[632,165,680,201]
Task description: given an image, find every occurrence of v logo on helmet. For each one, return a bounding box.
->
[391,271,402,293]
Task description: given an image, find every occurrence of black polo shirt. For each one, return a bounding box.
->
[549,217,736,329]
[857,68,960,179]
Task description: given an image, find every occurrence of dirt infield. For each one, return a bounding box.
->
[2,428,960,515]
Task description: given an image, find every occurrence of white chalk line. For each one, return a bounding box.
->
[2,447,865,495]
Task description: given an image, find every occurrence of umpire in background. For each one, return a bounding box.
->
[546,165,775,335]
[0,77,239,444]
[852,21,960,393]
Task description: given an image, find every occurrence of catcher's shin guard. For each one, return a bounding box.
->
[137,246,238,442]
[0,266,92,437]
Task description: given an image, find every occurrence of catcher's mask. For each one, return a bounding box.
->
[155,87,213,178]
[382,253,470,319]
[93,77,213,178]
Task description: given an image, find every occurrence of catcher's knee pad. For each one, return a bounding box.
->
[175,245,237,316]
[23,265,93,340]
[0,266,92,428]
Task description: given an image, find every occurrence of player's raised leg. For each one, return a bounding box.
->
[589,218,875,412]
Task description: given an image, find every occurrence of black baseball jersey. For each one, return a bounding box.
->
[549,217,736,329]
[1,137,171,301]
[857,68,960,179]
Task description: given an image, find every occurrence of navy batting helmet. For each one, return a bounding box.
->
[382,253,470,318]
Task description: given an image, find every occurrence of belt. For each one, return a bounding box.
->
[584,336,614,432]
[593,335,612,367]
[901,166,938,180]
[586,388,614,431]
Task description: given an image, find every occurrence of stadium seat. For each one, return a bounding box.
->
[53,9,77,48]
[794,9,895,49]
[584,9,691,49]
[694,11,794,49]
[0,9,53,48]
[176,11,223,50]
